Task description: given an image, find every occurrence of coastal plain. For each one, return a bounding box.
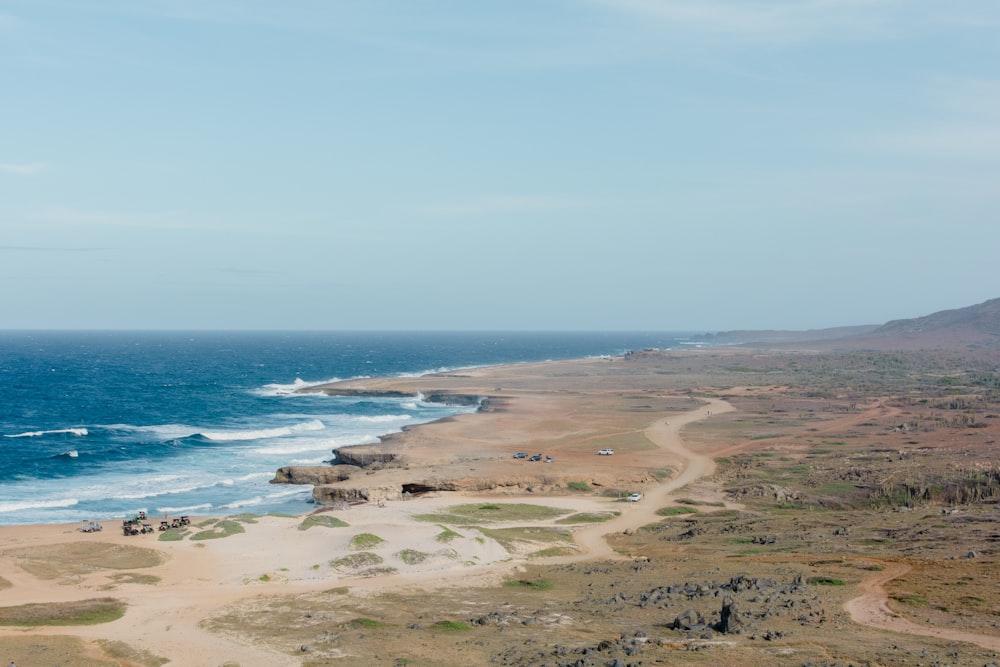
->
[2,347,1000,666]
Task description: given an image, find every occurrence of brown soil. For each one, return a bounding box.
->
[3,347,1000,666]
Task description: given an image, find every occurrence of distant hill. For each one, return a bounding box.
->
[850,298,1000,349]
[691,325,878,346]
[695,298,1000,350]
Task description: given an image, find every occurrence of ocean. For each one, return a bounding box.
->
[0,331,692,525]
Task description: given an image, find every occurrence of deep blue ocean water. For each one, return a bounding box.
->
[0,331,692,525]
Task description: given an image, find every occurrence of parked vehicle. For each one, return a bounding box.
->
[598,448,614,455]
[513,452,527,459]
[544,456,554,463]
[628,493,642,502]
[80,520,103,533]
[529,453,543,461]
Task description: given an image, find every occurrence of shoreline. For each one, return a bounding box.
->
[1,353,733,665]
[6,348,999,665]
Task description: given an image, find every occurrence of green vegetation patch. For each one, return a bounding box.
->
[6,542,165,579]
[396,549,429,565]
[503,579,554,591]
[298,514,349,530]
[349,617,384,628]
[331,552,383,570]
[0,597,126,626]
[431,620,471,632]
[807,576,846,586]
[157,529,189,542]
[892,593,929,607]
[414,503,570,525]
[96,639,169,667]
[477,526,574,555]
[657,506,699,516]
[106,572,160,586]
[555,511,618,524]
[190,519,246,540]
[676,498,726,507]
[435,525,463,542]
[567,481,590,492]
[349,532,386,550]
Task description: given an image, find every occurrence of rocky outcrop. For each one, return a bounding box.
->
[270,465,354,485]
[331,448,398,467]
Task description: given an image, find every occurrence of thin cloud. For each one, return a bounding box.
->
[0,245,112,252]
[418,194,591,217]
[868,77,1000,161]
[0,162,46,175]
[589,0,1000,45]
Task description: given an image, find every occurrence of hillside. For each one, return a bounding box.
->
[699,298,1000,350]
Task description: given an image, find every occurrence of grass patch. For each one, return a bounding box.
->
[106,573,160,586]
[676,498,726,507]
[414,503,570,525]
[396,549,429,565]
[349,532,386,550]
[529,546,578,558]
[230,513,260,524]
[892,593,929,607]
[807,577,846,586]
[435,526,463,542]
[477,526,573,554]
[0,597,126,626]
[349,617,383,628]
[503,579,554,591]
[330,552,383,570]
[7,543,166,579]
[555,511,618,524]
[567,481,590,492]
[358,566,398,577]
[96,639,169,667]
[298,514,349,531]
[190,520,246,540]
[157,529,189,542]
[431,620,471,632]
[657,506,699,516]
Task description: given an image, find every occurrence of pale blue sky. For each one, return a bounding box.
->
[3,1,999,330]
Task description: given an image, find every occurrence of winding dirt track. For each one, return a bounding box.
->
[569,397,1000,652]
[562,396,734,561]
[844,561,1000,651]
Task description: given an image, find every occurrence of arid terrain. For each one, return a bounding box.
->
[2,343,1000,666]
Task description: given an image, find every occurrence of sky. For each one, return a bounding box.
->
[2,0,999,331]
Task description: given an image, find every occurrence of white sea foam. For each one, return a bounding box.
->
[156,503,213,514]
[254,377,345,397]
[5,427,88,438]
[61,450,79,458]
[198,419,326,442]
[290,456,329,465]
[355,414,412,424]
[266,487,310,500]
[0,498,78,513]
[250,442,332,455]
[222,496,265,509]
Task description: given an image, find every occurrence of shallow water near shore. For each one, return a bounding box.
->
[0,331,690,524]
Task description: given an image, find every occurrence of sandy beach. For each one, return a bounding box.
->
[4,351,1000,666]
[0,356,736,665]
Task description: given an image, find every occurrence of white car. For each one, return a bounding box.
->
[628,493,642,502]
[597,448,614,455]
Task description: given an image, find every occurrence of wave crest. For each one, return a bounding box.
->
[5,427,88,438]
[198,419,326,442]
